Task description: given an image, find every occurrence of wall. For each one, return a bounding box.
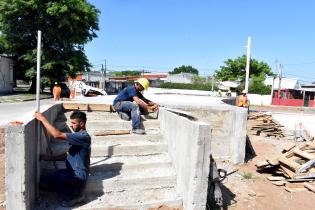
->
[186,106,247,164]
[166,73,194,84]
[0,127,5,210]
[247,94,272,106]
[159,108,211,210]
[4,104,62,210]
[0,56,13,93]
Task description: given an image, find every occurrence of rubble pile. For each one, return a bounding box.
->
[256,141,315,193]
[248,112,285,139]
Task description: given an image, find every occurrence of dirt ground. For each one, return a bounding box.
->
[219,106,315,210]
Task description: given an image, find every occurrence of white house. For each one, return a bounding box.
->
[0,55,14,93]
[264,77,300,90]
[166,73,194,84]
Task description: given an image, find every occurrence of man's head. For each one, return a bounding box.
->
[135,78,149,91]
[242,90,247,96]
[70,111,87,132]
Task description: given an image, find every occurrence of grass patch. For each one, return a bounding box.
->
[242,172,254,180]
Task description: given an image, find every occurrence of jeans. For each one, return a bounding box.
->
[40,169,86,201]
[114,101,145,129]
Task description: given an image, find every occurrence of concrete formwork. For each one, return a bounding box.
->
[186,106,248,164]
[4,104,63,210]
[159,108,211,210]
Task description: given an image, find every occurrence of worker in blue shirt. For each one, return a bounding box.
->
[113,78,159,134]
[34,111,91,207]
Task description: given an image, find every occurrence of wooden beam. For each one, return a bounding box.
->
[63,103,114,112]
[93,130,130,136]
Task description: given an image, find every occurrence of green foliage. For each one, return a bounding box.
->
[242,172,253,180]
[169,65,199,75]
[215,55,274,82]
[113,71,142,77]
[0,0,99,89]
[159,82,217,91]
[248,75,271,95]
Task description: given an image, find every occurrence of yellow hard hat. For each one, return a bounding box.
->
[136,78,149,90]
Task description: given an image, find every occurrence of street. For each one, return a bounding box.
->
[0,99,52,125]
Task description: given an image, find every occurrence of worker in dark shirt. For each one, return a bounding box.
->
[34,111,91,207]
[113,78,159,134]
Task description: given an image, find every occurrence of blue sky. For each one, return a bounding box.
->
[85,0,315,84]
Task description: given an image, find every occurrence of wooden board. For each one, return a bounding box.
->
[63,103,114,112]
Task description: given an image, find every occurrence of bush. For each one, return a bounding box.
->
[159,82,216,91]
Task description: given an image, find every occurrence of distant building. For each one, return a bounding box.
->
[266,77,315,107]
[0,55,14,93]
[218,81,240,90]
[166,73,194,84]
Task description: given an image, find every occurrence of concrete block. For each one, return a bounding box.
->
[159,108,211,210]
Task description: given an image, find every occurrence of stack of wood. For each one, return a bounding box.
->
[256,141,315,193]
[249,112,285,139]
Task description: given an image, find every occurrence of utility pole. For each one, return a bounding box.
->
[245,37,252,93]
[101,64,104,89]
[142,66,145,77]
[278,64,282,99]
[211,74,214,94]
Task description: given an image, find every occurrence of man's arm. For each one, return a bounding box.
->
[34,112,67,141]
[133,96,149,109]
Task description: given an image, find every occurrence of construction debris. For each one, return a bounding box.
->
[256,141,315,193]
[248,112,285,139]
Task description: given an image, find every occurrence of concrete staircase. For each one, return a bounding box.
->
[38,111,182,209]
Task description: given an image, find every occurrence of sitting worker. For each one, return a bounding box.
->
[34,111,91,207]
[113,78,159,135]
[53,82,62,101]
[236,90,250,111]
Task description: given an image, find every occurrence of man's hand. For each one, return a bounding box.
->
[147,103,159,112]
[34,112,46,122]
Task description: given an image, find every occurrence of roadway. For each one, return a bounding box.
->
[0,99,52,125]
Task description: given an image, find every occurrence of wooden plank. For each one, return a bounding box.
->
[63,103,114,112]
[278,157,301,172]
[304,182,315,193]
[88,104,113,112]
[93,130,130,136]
[293,149,315,160]
[280,165,295,178]
[63,103,88,110]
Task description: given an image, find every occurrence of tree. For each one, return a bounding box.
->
[215,55,274,82]
[0,0,99,92]
[113,71,142,77]
[169,65,199,75]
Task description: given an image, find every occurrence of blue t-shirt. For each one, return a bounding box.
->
[65,130,91,181]
[113,85,145,105]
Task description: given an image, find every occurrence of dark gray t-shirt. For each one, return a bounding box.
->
[65,130,91,181]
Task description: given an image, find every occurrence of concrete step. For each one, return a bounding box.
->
[87,165,177,193]
[86,120,160,131]
[91,140,168,157]
[66,111,158,122]
[92,132,163,144]
[89,154,172,172]
[76,187,182,210]
[37,187,182,210]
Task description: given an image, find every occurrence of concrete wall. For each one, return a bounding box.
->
[187,106,247,163]
[0,56,14,93]
[0,127,5,209]
[247,94,272,106]
[4,104,63,210]
[159,108,211,210]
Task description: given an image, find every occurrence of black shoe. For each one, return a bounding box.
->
[60,194,85,207]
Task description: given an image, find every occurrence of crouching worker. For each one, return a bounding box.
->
[34,111,91,207]
[113,78,159,135]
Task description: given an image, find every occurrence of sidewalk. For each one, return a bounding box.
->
[0,93,52,103]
